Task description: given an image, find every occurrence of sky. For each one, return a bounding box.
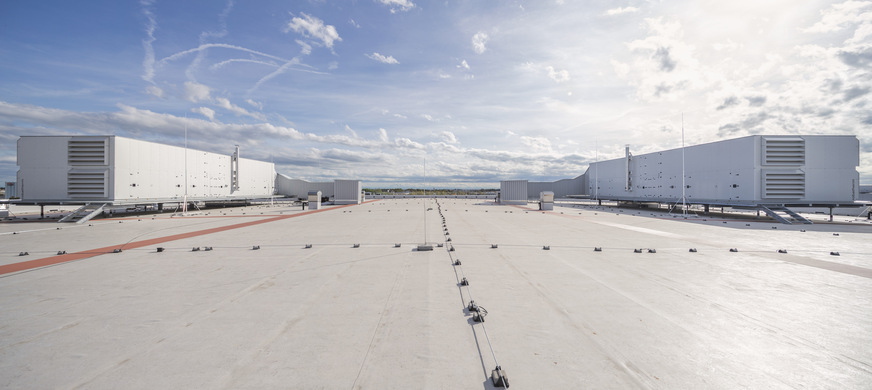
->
[1,0,870,188]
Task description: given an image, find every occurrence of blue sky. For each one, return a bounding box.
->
[1,0,870,188]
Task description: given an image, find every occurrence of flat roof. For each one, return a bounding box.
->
[1,199,871,388]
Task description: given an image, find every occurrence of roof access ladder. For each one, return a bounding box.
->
[758,205,813,225]
[59,203,107,224]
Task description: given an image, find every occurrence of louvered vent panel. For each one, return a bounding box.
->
[68,139,107,165]
[763,137,804,166]
[763,170,805,199]
[68,170,107,198]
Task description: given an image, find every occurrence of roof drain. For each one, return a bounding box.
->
[689,248,697,252]
[830,251,840,256]
[252,245,260,250]
[594,247,602,252]
[156,247,165,253]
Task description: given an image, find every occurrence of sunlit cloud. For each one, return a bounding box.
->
[284,12,341,48]
[366,52,399,64]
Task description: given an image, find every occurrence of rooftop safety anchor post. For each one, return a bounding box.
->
[460,277,469,286]
[492,366,510,388]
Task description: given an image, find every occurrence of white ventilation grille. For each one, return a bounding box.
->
[763,170,805,199]
[68,139,108,166]
[763,137,805,166]
[68,170,108,198]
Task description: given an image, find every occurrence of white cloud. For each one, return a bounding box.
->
[441,131,458,144]
[422,114,435,121]
[472,32,489,54]
[296,39,312,55]
[804,1,872,33]
[183,81,212,102]
[546,66,570,83]
[284,12,341,49]
[192,106,215,121]
[366,52,400,64]
[145,85,164,98]
[215,97,267,121]
[458,60,470,70]
[378,0,415,13]
[349,18,360,28]
[605,7,639,16]
[245,99,263,110]
[395,137,424,149]
[521,136,552,152]
[617,17,703,101]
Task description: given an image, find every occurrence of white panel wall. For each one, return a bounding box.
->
[528,176,584,199]
[585,135,859,205]
[16,137,72,201]
[275,175,334,199]
[500,180,527,204]
[334,180,362,204]
[17,135,275,203]
[801,136,860,203]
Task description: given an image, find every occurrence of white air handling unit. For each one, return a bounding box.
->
[583,135,860,206]
[16,135,276,204]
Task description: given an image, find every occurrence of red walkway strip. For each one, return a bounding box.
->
[0,201,377,276]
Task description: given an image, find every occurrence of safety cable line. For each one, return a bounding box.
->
[435,199,503,377]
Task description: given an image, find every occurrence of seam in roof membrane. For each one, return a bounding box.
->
[0,201,379,276]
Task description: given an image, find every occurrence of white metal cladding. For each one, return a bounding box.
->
[582,135,859,205]
[528,176,584,199]
[334,180,362,204]
[500,180,528,204]
[16,135,276,203]
[275,175,334,199]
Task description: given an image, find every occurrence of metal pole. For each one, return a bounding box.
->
[183,114,188,215]
[682,113,686,216]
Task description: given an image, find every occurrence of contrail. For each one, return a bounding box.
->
[158,43,293,66]
[140,0,157,83]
